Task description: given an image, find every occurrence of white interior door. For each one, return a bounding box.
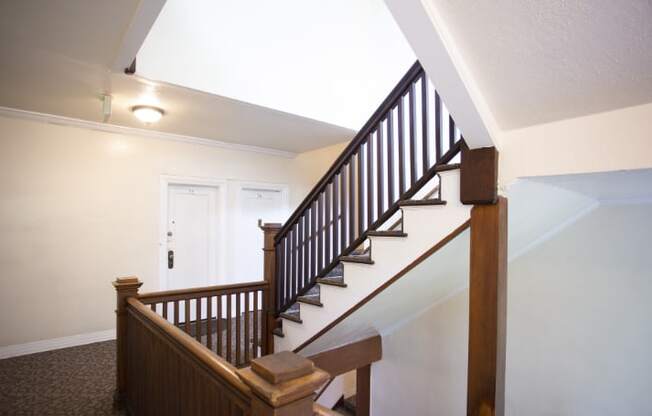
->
[166,184,221,291]
[233,186,287,283]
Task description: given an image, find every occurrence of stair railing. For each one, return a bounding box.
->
[137,280,270,367]
[113,277,329,415]
[274,61,464,314]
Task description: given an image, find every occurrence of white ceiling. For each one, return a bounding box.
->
[0,0,354,153]
[426,0,652,129]
[137,0,416,130]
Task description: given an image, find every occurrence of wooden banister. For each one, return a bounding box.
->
[272,60,465,315]
[127,297,251,396]
[114,277,328,416]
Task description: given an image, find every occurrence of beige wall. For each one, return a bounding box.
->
[499,102,652,187]
[0,115,346,347]
[372,203,652,415]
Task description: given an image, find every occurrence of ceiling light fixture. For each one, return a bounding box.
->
[131,105,164,124]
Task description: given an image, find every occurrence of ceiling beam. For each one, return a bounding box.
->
[383,0,499,150]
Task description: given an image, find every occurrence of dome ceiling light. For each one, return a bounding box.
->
[131,105,164,124]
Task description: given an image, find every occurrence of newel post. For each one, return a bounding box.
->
[467,197,507,416]
[260,222,282,355]
[112,276,142,404]
[238,351,329,416]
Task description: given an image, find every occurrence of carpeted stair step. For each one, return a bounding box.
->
[297,294,323,307]
[340,254,374,264]
[316,276,347,288]
[280,309,302,324]
[367,230,407,237]
[398,198,447,207]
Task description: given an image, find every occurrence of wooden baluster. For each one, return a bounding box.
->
[387,110,395,205]
[184,299,190,334]
[236,293,242,366]
[318,193,324,273]
[303,210,309,287]
[435,91,442,162]
[311,201,317,278]
[297,218,303,294]
[341,166,348,252]
[366,136,373,227]
[398,96,406,196]
[162,301,168,321]
[409,82,418,185]
[377,124,385,219]
[349,159,356,244]
[173,300,179,326]
[253,290,259,359]
[207,295,213,352]
[277,242,284,312]
[285,233,291,307]
[217,295,223,357]
[421,74,430,171]
[449,114,456,149]
[227,294,232,364]
[333,173,339,257]
[195,297,202,342]
[357,151,364,236]
[245,292,251,364]
[325,183,331,265]
[291,227,297,304]
[150,303,156,312]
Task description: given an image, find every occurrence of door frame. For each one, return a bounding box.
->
[159,175,228,291]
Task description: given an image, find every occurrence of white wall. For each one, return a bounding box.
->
[372,203,652,415]
[499,102,652,187]
[137,0,415,130]
[0,115,345,347]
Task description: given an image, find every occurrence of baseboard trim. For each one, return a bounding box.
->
[0,329,116,360]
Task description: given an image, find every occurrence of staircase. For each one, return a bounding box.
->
[274,167,470,352]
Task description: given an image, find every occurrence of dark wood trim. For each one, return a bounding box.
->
[137,280,268,304]
[307,335,381,378]
[294,219,471,353]
[467,197,507,416]
[356,365,371,416]
[460,144,498,205]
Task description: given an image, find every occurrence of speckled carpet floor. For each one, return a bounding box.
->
[0,341,124,416]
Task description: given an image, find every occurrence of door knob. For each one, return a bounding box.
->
[168,250,174,269]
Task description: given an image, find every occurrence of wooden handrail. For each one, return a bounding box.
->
[138,280,268,304]
[126,297,252,397]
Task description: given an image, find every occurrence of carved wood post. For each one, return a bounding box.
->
[112,276,142,404]
[260,222,282,355]
[238,351,329,416]
[467,197,507,416]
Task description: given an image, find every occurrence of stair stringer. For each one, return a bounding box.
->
[275,169,471,352]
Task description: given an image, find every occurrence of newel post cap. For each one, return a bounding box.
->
[237,351,328,408]
[112,276,143,290]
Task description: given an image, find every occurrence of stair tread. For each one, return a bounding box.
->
[272,327,285,338]
[399,198,447,207]
[297,295,323,307]
[316,277,347,288]
[367,230,407,237]
[280,310,302,324]
[340,255,374,264]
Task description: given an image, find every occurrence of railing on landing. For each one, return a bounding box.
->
[274,61,464,314]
